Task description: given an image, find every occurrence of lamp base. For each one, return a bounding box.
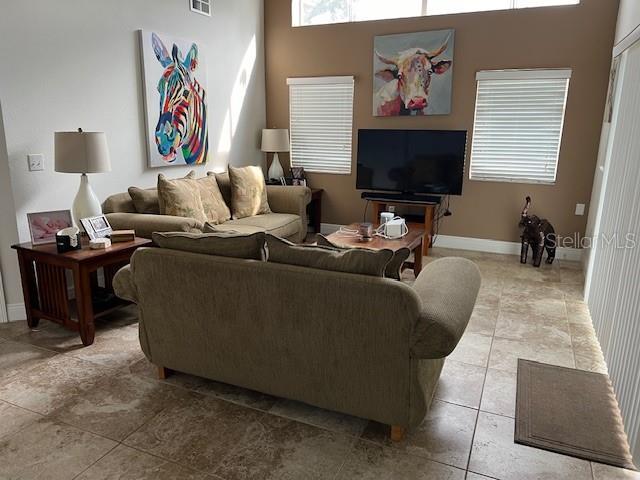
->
[268,152,285,180]
[72,174,102,224]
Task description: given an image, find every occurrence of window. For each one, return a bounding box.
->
[190,0,211,16]
[288,76,354,174]
[469,69,571,184]
[292,0,578,26]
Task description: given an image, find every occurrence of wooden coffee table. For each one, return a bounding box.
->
[12,237,151,346]
[325,223,425,276]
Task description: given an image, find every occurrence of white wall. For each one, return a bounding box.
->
[0,0,266,317]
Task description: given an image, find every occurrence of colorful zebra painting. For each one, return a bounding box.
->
[141,31,209,167]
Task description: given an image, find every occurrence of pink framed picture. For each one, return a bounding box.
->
[27,210,73,245]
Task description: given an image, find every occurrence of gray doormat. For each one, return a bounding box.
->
[515,359,636,470]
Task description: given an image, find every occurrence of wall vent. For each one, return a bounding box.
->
[190,0,211,16]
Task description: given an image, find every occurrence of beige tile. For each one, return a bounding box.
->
[500,296,567,322]
[574,351,608,374]
[0,354,112,414]
[0,340,57,383]
[494,312,571,348]
[566,301,593,325]
[502,279,565,300]
[0,418,116,480]
[465,473,494,480]
[0,399,42,439]
[50,373,191,441]
[560,283,585,302]
[214,414,353,480]
[559,268,585,285]
[480,368,517,418]
[75,444,212,480]
[12,322,92,353]
[194,379,278,411]
[362,400,477,469]
[124,392,265,474]
[466,306,498,336]
[489,337,575,374]
[337,440,465,480]
[268,398,368,437]
[435,359,486,409]
[591,462,640,479]
[0,320,42,339]
[66,324,144,369]
[448,332,492,368]
[474,291,500,309]
[469,412,592,479]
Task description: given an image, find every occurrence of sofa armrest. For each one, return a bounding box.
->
[113,264,138,303]
[266,186,312,239]
[410,257,481,359]
[105,213,203,239]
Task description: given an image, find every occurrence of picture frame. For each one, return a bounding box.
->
[27,210,74,246]
[80,215,112,240]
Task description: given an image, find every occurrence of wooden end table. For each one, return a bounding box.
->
[12,237,152,346]
[325,223,425,276]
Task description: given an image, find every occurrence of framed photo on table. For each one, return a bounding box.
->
[27,210,73,245]
[80,215,112,240]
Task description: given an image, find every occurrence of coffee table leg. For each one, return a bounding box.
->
[72,265,95,346]
[413,242,423,277]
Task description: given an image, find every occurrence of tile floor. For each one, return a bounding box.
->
[0,248,637,479]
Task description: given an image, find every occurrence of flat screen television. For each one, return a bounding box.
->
[356,129,467,196]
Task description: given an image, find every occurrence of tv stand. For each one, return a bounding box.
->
[361,192,442,256]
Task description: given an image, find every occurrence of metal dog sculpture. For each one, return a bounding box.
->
[519,196,556,267]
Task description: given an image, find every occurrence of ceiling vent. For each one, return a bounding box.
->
[190,0,211,16]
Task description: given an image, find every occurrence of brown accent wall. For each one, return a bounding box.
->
[264,0,619,243]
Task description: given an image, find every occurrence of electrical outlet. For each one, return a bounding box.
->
[575,203,585,216]
[27,154,44,171]
[388,205,396,213]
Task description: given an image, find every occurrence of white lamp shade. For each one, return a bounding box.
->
[54,131,111,174]
[261,129,290,153]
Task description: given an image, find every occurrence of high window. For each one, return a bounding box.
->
[292,0,579,26]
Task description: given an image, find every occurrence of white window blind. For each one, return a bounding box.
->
[288,76,354,174]
[469,69,571,184]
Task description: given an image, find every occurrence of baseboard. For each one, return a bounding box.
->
[319,224,583,262]
[7,303,26,322]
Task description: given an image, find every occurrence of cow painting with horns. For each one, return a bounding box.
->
[373,31,454,117]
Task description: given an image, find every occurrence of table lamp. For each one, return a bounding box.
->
[54,129,111,223]
[261,128,289,180]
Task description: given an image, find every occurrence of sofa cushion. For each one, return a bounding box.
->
[128,187,160,214]
[224,213,300,239]
[152,231,266,260]
[266,234,393,277]
[202,223,265,235]
[317,234,411,280]
[157,171,207,223]
[196,175,231,225]
[228,166,271,219]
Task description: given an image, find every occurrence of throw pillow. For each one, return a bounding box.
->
[152,231,267,260]
[266,234,393,277]
[209,171,232,207]
[196,175,231,224]
[128,187,160,214]
[316,234,411,280]
[228,166,271,219]
[157,171,207,223]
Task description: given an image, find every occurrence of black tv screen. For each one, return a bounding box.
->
[356,129,467,195]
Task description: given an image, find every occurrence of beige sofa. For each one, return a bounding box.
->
[102,181,311,243]
[113,246,481,439]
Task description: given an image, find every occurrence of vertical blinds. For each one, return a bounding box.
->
[587,41,640,462]
[288,76,354,174]
[469,69,571,184]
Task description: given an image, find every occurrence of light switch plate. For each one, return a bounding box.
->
[575,203,585,216]
[27,154,44,171]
